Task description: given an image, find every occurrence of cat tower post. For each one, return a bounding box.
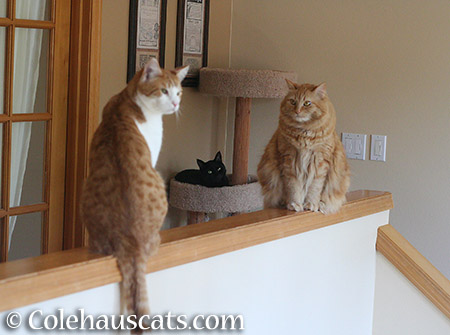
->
[169,68,297,225]
[199,68,297,185]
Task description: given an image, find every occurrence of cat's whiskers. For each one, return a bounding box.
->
[174,106,183,123]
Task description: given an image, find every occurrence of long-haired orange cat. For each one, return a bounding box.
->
[80,58,188,333]
[257,81,350,214]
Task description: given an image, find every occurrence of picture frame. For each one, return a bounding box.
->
[175,0,210,87]
[127,0,168,82]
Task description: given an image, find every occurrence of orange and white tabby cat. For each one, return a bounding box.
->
[80,58,188,333]
[257,81,350,214]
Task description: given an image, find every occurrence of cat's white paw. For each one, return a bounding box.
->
[319,201,339,215]
[304,202,320,212]
[319,201,328,214]
[287,202,304,212]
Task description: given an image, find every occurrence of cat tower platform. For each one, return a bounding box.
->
[169,175,262,214]
[170,68,297,224]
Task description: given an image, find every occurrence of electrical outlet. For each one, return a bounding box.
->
[341,133,366,160]
[370,135,387,161]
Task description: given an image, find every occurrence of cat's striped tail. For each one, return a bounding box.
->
[116,252,151,334]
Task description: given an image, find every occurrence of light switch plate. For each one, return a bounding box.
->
[341,133,366,160]
[370,135,387,161]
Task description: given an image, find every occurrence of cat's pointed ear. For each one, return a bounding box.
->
[286,79,297,90]
[214,151,222,162]
[141,57,162,82]
[314,82,327,99]
[175,65,190,82]
[197,159,206,170]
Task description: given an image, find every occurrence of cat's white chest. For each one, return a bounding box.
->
[135,115,162,167]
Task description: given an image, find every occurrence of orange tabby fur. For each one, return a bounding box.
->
[257,81,350,214]
[80,60,186,333]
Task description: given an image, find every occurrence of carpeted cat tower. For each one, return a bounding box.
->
[169,68,297,224]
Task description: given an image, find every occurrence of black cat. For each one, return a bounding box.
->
[175,151,229,187]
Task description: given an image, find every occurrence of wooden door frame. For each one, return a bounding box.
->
[47,0,72,253]
[63,0,102,249]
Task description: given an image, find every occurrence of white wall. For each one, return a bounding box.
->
[228,0,450,279]
[373,253,450,334]
[0,211,389,334]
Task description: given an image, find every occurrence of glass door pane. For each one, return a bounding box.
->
[15,0,51,21]
[10,121,46,207]
[0,0,6,17]
[13,28,49,114]
[0,27,5,114]
[8,212,43,261]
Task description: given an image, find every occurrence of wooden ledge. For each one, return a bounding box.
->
[377,224,450,319]
[0,190,392,312]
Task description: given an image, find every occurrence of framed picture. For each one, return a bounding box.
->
[175,0,210,87]
[127,0,168,82]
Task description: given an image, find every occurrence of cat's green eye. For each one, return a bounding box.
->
[161,88,168,94]
[289,99,297,105]
[303,100,311,107]
[177,91,181,96]
[207,170,213,174]
[217,167,221,171]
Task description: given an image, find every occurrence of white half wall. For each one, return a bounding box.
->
[0,211,389,334]
[373,253,450,335]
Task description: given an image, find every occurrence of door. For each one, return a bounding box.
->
[0,0,71,261]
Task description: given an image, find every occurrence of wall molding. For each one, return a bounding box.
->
[377,224,450,319]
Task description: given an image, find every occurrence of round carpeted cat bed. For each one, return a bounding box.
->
[169,175,263,213]
[172,67,296,224]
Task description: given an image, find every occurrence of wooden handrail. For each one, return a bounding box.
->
[0,190,392,312]
[377,224,450,319]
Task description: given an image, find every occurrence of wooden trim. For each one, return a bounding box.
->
[14,19,55,29]
[0,190,392,312]
[64,0,102,250]
[0,19,55,29]
[86,0,102,145]
[1,14,14,262]
[8,203,49,216]
[377,224,450,319]
[0,18,12,26]
[10,0,15,20]
[47,0,71,253]
[0,113,53,122]
[0,12,13,262]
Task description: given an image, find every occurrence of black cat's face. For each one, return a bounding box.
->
[197,152,227,186]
